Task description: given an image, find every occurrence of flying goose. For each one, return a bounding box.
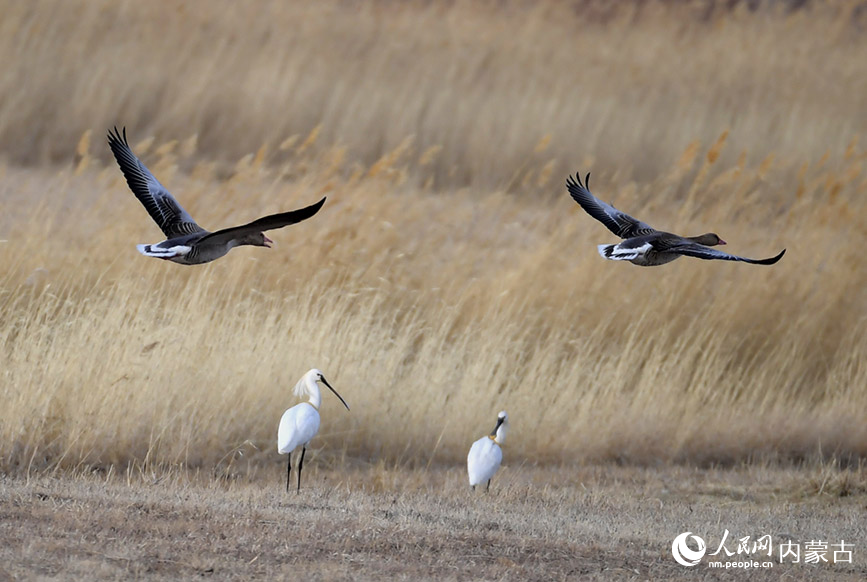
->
[566,172,785,267]
[108,127,326,265]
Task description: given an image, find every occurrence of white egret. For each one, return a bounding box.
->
[467,411,508,491]
[277,368,350,493]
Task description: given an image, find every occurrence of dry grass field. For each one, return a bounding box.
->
[1,0,866,579]
[2,465,866,580]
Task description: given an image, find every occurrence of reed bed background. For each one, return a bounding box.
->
[0,0,865,476]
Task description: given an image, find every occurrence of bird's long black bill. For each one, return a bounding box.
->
[321,378,350,411]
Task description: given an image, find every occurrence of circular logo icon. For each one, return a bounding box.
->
[672,532,706,567]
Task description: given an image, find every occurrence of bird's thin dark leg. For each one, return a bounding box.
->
[471,484,475,491]
[286,453,291,493]
[297,446,306,493]
[486,479,491,492]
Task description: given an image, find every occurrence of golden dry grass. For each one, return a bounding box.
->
[2,0,867,187]
[0,0,866,481]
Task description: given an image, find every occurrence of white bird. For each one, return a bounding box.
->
[467,411,508,491]
[277,369,350,493]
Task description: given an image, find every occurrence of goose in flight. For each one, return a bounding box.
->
[566,172,785,267]
[108,127,326,265]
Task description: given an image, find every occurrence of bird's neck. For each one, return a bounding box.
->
[300,375,323,410]
[494,425,507,445]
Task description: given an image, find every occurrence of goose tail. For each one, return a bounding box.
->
[137,243,190,259]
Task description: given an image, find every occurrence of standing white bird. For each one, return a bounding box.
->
[467,411,508,491]
[277,369,350,493]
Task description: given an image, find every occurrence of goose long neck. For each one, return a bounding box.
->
[688,233,720,246]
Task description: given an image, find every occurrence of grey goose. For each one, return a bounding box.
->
[566,172,785,267]
[108,127,326,265]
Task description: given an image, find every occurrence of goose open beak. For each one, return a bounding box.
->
[321,377,350,411]
[263,235,274,248]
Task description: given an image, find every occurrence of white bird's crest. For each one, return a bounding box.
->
[294,370,314,398]
[293,377,306,398]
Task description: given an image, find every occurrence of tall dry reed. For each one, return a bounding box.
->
[0,0,865,188]
[0,1,865,474]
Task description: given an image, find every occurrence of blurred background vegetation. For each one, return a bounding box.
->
[0,0,864,475]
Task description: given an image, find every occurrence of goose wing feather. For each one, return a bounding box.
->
[197,197,326,246]
[672,244,786,265]
[566,172,655,239]
[108,126,204,238]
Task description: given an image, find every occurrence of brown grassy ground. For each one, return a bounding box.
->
[2,466,866,581]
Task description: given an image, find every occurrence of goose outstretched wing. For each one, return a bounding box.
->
[198,197,327,246]
[108,126,204,238]
[566,172,655,239]
[671,243,786,265]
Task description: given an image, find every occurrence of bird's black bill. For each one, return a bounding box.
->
[321,377,350,411]
[489,416,505,437]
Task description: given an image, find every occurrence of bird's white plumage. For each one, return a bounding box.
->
[277,369,327,455]
[278,402,320,454]
[467,436,503,486]
[293,371,320,406]
[276,368,350,492]
[136,243,191,258]
[598,242,652,261]
[467,411,508,488]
